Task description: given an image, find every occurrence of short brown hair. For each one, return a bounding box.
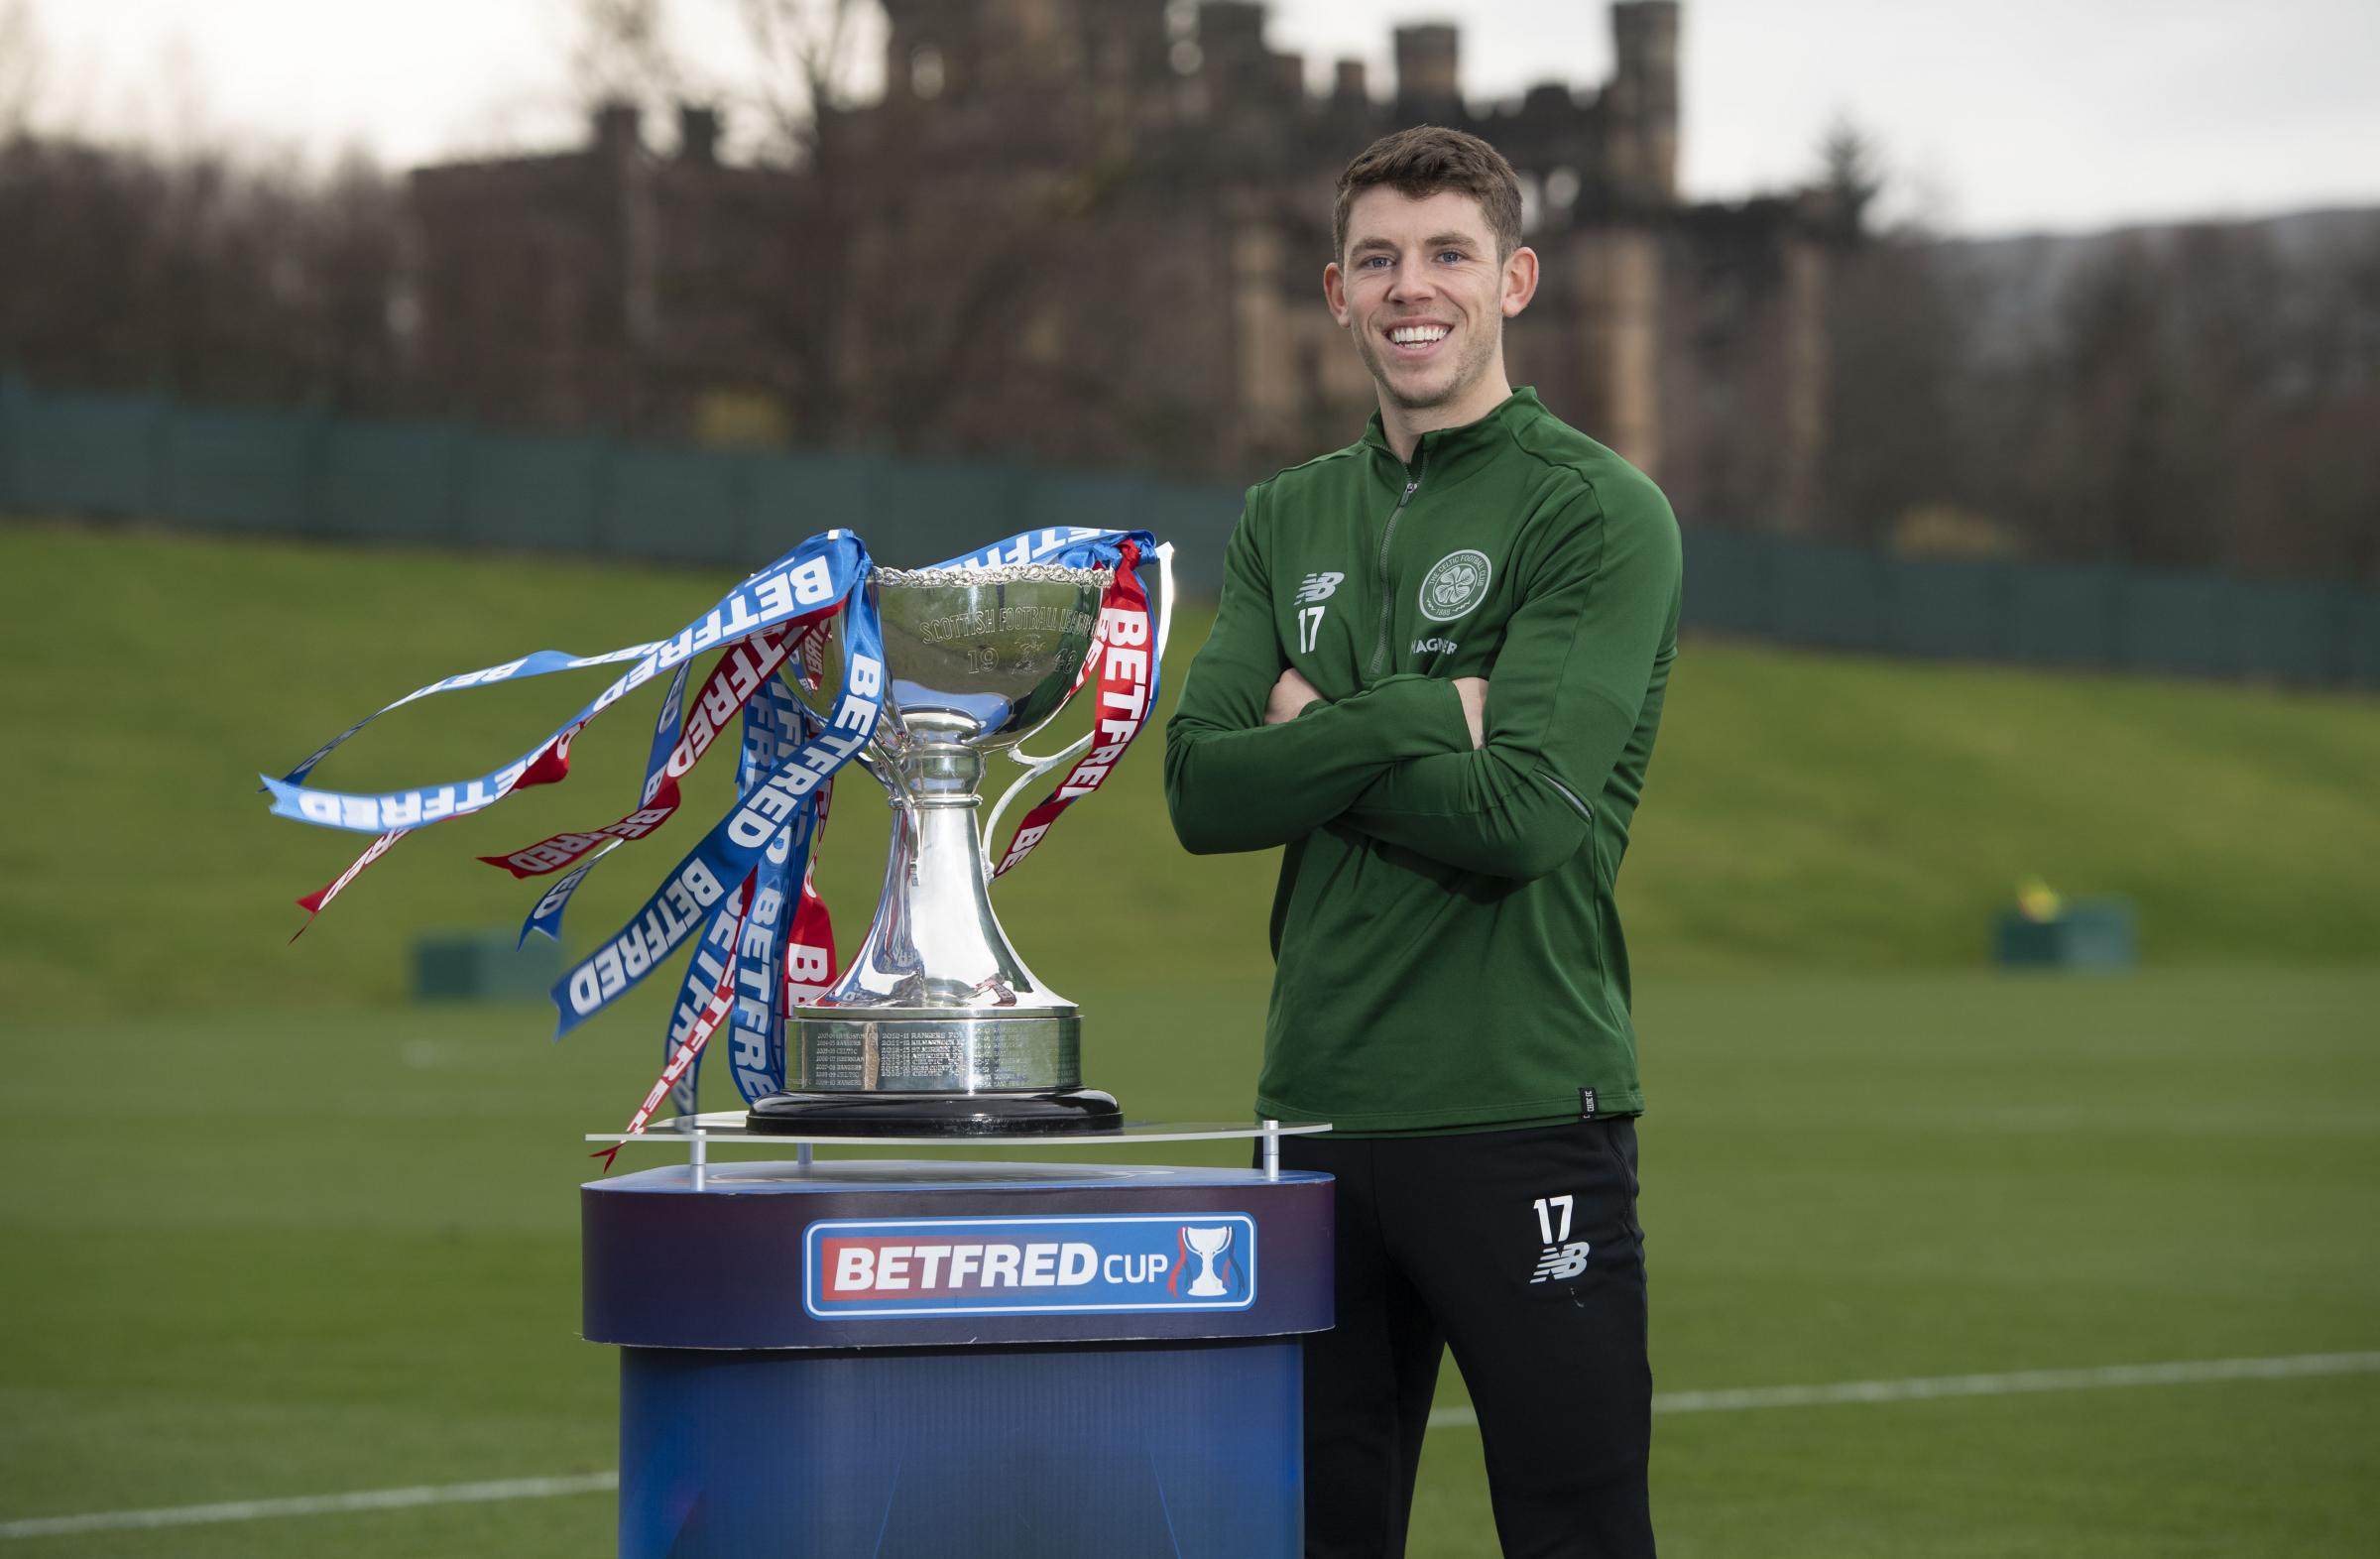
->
[1333,126,1524,263]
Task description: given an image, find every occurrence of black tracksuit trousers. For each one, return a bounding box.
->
[1278,1119,1656,1559]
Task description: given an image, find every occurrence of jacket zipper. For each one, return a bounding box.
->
[1368,448,1427,675]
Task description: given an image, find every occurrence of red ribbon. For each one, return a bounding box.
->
[593,872,758,1172]
[290,827,410,938]
[783,793,840,1009]
[481,625,808,880]
[991,541,1154,878]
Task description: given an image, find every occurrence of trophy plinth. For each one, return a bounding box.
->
[747,563,1127,1137]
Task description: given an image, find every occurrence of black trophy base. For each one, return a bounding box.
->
[745,1088,1124,1138]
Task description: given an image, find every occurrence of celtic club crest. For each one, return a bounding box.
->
[1418,549,1492,622]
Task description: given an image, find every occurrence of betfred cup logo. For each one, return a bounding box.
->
[807,1214,1256,1317]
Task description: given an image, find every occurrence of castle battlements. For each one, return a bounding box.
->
[871,0,1680,219]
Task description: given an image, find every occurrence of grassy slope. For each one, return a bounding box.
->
[1631,642,2380,972]
[1,523,2376,1021]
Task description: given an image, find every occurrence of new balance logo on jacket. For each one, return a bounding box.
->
[1294,570,1346,605]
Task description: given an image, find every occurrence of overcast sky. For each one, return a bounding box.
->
[20,0,2380,236]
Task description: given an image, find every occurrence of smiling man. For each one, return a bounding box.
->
[1164,127,1681,1558]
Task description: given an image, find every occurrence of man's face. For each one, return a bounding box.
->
[1325,186,1535,415]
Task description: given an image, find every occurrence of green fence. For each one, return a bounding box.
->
[0,374,1250,593]
[1680,529,2377,686]
[3,374,2374,688]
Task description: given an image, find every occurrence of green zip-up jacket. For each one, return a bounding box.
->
[1163,388,1682,1135]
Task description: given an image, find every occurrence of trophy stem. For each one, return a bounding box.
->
[854,744,1068,1016]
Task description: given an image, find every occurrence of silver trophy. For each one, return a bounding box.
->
[747,551,1170,1137]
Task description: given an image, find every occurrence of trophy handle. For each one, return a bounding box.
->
[980,736,1087,878]
[977,542,1177,879]
[1151,540,1178,665]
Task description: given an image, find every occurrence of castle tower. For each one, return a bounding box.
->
[1562,230,1663,472]
[1392,25,1461,121]
[1332,59,1368,106]
[880,0,1112,107]
[1606,1,1680,206]
[1194,2,1304,120]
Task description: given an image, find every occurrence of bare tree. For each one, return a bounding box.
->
[0,0,46,138]
[1925,212,2380,585]
[1798,122,1975,540]
[0,117,405,409]
[1813,115,1884,246]
[1816,238,1965,540]
[737,0,875,162]
[720,0,880,442]
[573,0,684,120]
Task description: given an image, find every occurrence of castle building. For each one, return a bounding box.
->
[406,1,1826,520]
[409,102,809,437]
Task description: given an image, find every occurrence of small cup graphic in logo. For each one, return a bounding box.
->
[1182,1226,1234,1297]
[1418,549,1492,622]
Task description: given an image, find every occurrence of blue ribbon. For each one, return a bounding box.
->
[514,660,692,952]
[274,642,661,789]
[931,526,1157,573]
[550,583,886,1037]
[262,532,871,833]
[668,677,814,1113]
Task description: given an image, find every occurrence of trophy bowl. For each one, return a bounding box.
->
[746,562,1126,1137]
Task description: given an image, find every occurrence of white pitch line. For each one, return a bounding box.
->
[7,1354,2374,1541]
[1425,1349,2380,1430]
[0,1472,617,1542]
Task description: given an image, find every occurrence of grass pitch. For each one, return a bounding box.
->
[1,970,2374,1555]
[1,523,2376,1553]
